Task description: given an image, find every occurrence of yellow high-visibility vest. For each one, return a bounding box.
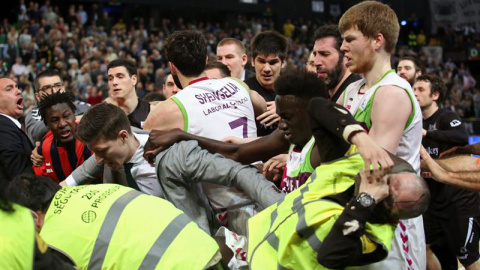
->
[41,184,220,269]
[248,153,395,269]
[0,203,36,270]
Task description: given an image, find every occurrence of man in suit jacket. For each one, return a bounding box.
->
[0,77,33,180]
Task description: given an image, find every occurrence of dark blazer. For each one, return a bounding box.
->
[0,114,33,181]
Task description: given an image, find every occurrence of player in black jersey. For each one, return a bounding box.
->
[415,73,480,270]
[244,31,287,137]
[105,59,150,129]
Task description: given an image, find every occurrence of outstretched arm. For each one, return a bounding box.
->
[64,154,104,186]
[440,143,480,158]
[155,140,284,209]
[421,146,480,191]
[144,128,289,164]
[307,97,393,172]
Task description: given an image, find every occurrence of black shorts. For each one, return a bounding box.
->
[424,212,480,267]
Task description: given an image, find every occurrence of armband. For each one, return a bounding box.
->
[344,124,366,143]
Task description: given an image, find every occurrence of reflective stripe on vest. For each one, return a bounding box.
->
[293,181,322,252]
[138,213,190,269]
[88,190,140,269]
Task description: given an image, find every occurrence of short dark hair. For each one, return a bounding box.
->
[7,173,60,213]
[416,73,446,103]
[164,30,207,76]
[205,61,231,78]
[76,103,131,144]
[34,69,63,92]
[38,91,76,125]
[399,56,421,73]
[250,31,288,61]
[107,59,138,77]
[312,24,343,55]
[143,92,166,102]
[274,71,328,100]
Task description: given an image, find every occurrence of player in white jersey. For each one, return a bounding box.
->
[338,2,425,269]
[171,77,257,140]
[143,30,266,234]
[171,77,258,213]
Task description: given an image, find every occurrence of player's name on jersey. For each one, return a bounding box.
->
[195,82,241,105]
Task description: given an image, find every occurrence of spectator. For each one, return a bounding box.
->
[11,57,28,77]
[86,85,102,105]
[3,37,19,68]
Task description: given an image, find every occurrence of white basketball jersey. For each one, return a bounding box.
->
[172,77,257,140]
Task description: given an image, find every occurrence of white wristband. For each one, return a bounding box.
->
[343,124,365,143]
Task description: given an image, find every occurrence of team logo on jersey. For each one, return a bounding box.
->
[450,120,461,127]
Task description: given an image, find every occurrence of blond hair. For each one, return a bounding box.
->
[339,1,399,54]
[217,38,246,54]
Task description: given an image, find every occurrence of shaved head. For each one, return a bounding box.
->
[387,172,429,220]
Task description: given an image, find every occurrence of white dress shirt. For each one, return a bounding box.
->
[0,113,21,128]
[126,132,164,198]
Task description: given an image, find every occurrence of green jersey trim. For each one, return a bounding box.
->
[171,96,189,132]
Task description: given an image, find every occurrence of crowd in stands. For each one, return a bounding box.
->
[4,1,480,269]
[1,1,479,120]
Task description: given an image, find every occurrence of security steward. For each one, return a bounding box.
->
[7,173,221,270]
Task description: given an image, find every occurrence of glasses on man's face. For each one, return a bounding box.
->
[39,82,63,93]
